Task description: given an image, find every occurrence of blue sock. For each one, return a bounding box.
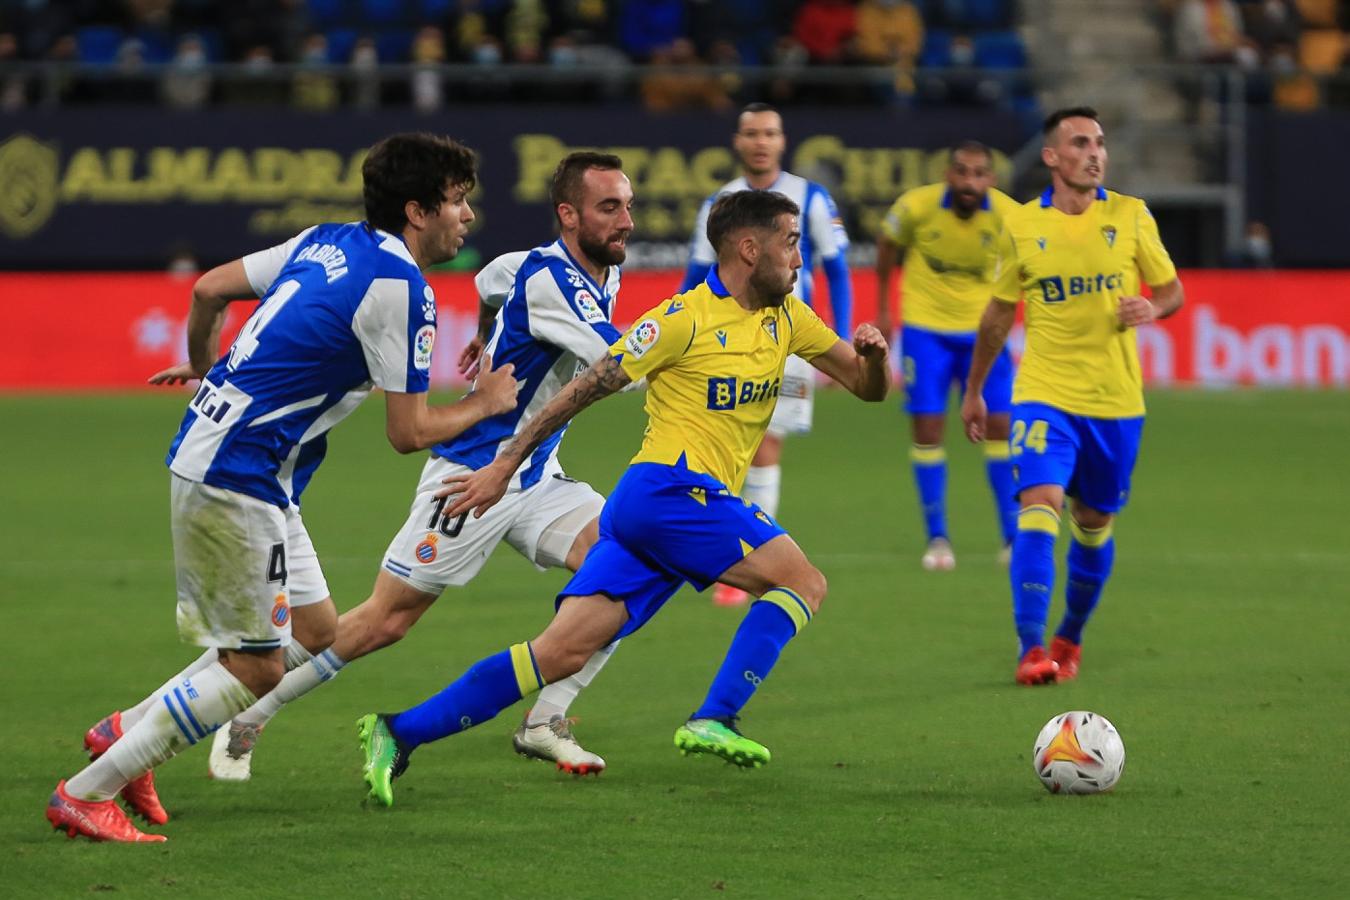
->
[389,643,544,749]
[1010,504,1060,657]
[1057,521,1115,645]
[983,440,1018,546]
[692,588,812,720]
[910,444,948,541]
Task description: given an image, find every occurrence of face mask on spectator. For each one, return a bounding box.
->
[951,42,975,67]
[1246,236,1272,263]
[1270,51,1296,75]
[474,43,501,64]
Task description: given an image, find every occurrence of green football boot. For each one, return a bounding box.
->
[356,713,410,807]
[674,717,771,768]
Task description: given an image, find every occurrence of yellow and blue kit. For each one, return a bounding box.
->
[993,186,1176,511]
[882,183,1017,415]
[559,268,839,636]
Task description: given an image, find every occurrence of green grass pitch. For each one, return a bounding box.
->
[3,389,1346,898]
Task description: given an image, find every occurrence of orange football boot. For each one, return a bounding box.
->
[46,781,166,843]
[1016,646,1060,685]
[84,712,169,825]
[1050,636,1081,682]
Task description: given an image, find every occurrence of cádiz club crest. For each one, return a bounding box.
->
[0,134,59,238]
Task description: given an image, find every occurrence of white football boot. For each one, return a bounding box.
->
[208,719,263,781]
[921,537,956,571]
[512,714,606,776]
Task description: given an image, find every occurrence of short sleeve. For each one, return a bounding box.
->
[807,186,849,259]
[688,195,717,265]
[525,265,622,364]
[785,297,839,360]
[991,228,1022,303]
[351,277,434,394]
[610,302,696,382]
[241,227,317,297]
[1135,202,1178,287]
[879,194,913,245]
[475,251,529,308]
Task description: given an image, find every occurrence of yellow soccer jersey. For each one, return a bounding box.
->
[880,183,1016,333]
[612,269,839,492]
[993,187,1178,418]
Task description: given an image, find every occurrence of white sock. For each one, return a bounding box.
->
[527,641,619,726]
[66,662,256,801]
[119,647,219,731]
[234,647,345,729]
[742,464,782,518]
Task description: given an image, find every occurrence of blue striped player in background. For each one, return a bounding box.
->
[962,107,1184,685]
[204,152,636,782]
[682,103,854,606]
[47,133,519,842]
[876,142,1020,572]
[350,189,889,808]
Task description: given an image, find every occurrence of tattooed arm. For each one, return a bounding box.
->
[439,355,633,517]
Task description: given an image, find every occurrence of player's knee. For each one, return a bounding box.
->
[532,641,588,683]
[794,566,828,612]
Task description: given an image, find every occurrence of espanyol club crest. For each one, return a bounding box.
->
[271,594,290,627]
[415,534,439,564]
[1101,225,1117,248]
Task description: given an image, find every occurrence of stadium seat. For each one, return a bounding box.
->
[75,26,125,65]
[1298,30,1345,75]
[325,28,359,63]
[920,30,953,68]
[374,29,414,63]
[361,0,407,25]
[418,0,455,18]
[136,30,176,65]
[962,0,1014,30]
[307,0,350,26]
[973,31,1026,69]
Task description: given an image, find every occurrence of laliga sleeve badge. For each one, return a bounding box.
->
[414,324,436,370]
[415,534,439,564]
[625,319,660,358]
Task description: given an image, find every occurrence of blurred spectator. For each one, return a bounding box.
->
[1174,0,1246,63]
[921,33,1005,106]
[506,0,549,62]
[620,0,686,61]
[1,32,26,111]
[640,37,733,112]
[100,36,156,103]
[222,43,285,105]
[855,0,924,67]
[350,36,380,110]
[166,243,199,279]
[1226,221,1275,267]
[292,32,338,111]
[1244,0,1301,56]
[766,35,809,104]
[792,0,857,64]
[410,26,445,113]
[160,33,211,109]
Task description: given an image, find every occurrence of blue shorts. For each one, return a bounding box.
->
[1011,403,1144,514]
[558,462,787,639]
[901,325,1014,416]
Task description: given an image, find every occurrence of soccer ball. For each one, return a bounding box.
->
[1033,711,1125,795]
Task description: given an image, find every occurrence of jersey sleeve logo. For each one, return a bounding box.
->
[572,289,606,324]
[422,285,437,322]
[414,324,436,370]
[625,319,660,357]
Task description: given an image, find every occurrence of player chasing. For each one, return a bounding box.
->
[961,107,1184,685]
[204,152,637,782]
[46,133,520,842]
[682,103,853,605]
[351,189,889,808]
[876,142,1020,571]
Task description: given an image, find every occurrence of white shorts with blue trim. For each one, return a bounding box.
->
[381,455,604,595]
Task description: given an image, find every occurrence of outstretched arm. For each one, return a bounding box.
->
[961,300,1017,442]
[440,354,633,517]
[148,260,257,384]
[808,324,890,401]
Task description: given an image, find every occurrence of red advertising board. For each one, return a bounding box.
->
[0,270,1346,390]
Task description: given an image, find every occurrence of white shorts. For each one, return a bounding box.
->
[382,456,604,595]
[767,353,816,438]
[170,476,330,652]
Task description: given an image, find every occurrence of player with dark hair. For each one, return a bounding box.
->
[962,107,1184,685]
[876,140,1019,571]
[48,132,520,841]
[682,103,854,605]
[352,189,890,807]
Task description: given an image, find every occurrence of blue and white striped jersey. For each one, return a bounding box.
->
[166,222,436,509]
[434,240,622,490]
[688,172,849,305]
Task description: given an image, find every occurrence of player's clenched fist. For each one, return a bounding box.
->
[471,353,521,416]
[1116,295,1156,329]
[852,323,888,358]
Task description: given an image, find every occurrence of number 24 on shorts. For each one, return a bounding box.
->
[1011,420,1049,455]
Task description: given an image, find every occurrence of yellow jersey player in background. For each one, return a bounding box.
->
[876,142,1019,572]
[350,191,890,803]
[962,106,1184,686]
